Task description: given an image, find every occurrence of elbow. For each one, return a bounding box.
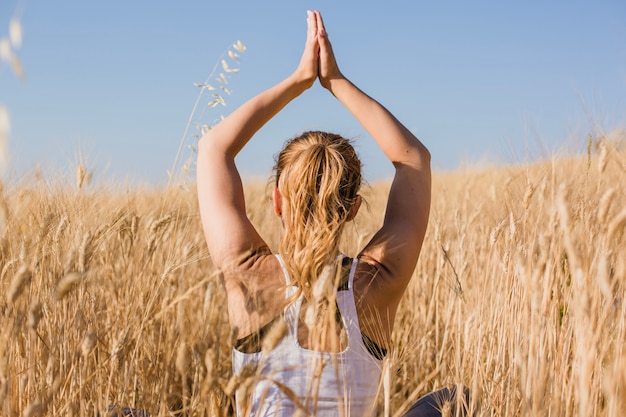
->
[413,136,431,162]
[396,142,431,172]
[199,129,232,152]
[198,132,236,160]
[420,145,431,166]
[413,140,431,172]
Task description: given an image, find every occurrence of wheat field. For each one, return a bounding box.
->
[0,135,625,416]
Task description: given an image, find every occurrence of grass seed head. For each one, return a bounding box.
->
[150,214,172,235]
[22,400,42,417]
[81,332,97,357]
[598,188,616,225]
[523,182,535,211]
[223,374,241,397]
[63,247,76,274]
[19,373,28,393]
[7,265,31,303]
[204,349,216,375]
[440,400,452,417]
[110,330,130,368]
[0,258,16,282]
[261,318,288,354]
[598,140,609,174]
[175,341,190,376]
[37,212,54,243]
[608,208,626,243]
[0,374,6,405]
[56,272,83,300]
[130,214,139,240]
[53,215,68,243]
[28,301,42,330]
[76,163,87,190]
[0,202,7,237]
[78,232,93,272]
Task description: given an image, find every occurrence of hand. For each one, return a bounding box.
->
[293,10,320,88]
[315,11,344,90]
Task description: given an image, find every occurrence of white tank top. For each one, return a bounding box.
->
[232,255,382,417]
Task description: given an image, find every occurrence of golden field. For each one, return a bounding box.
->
[0,137,625,416]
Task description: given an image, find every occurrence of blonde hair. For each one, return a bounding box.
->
[273,131,362,300]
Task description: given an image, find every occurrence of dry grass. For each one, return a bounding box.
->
[0,136,625,416]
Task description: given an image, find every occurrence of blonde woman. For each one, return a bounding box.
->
[197,10,456,417]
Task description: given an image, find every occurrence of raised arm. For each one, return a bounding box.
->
[197,11,320,270]
[316,12,432,301]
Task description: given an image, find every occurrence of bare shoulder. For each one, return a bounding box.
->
[221,252,286,337]
[352,256,400,349]
[353,256,400,310]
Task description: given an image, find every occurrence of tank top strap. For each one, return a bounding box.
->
[347,256,358,290]
[274,254,301,337]
[274,254,291,285]
[336,257,364,348]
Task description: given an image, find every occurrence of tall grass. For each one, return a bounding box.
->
[0,133,624,416]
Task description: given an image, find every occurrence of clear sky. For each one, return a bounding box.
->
[1,0,625,186]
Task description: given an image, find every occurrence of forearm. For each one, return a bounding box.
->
[327,77,430,168]
[199,74,310,158]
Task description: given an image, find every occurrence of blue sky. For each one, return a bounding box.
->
[1,0,625,185]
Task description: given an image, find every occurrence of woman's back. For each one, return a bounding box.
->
[233,256,382,416]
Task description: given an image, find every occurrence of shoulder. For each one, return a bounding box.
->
[221,252,286,334]
[222,250,283,290]
[351,256,402,350]
[353,256,405,309]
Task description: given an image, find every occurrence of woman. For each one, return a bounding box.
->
[197,10,433,416]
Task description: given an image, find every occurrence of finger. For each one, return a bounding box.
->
[316,13,331,54]
[318,34,332,60]
[315,10,326,37]
[306,11,320,59]
[307,10,317,42]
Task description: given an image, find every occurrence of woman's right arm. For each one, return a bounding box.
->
[316,13,432,305]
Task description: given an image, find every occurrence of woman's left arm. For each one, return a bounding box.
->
[197,11,319,270]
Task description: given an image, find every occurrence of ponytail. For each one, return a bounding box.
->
[273,131,361,300]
